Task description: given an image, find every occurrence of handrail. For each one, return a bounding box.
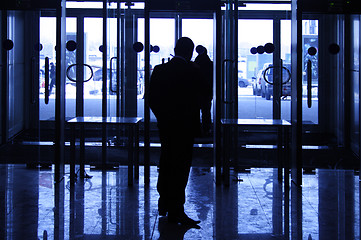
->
[222,59,235,104]
[263,65,291,85]
[307,60,312,108]
[44,57,49,104]
[110,57,117,93]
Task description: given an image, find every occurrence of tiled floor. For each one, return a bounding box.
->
[0,164,359,240]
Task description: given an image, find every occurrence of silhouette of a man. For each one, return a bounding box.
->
[195,45,213,136]
[49,62,56,94]
[149,37,201,226]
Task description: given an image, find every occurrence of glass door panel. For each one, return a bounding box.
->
[182,19,214,61]
[280,20,292,121]
[238,19,273,119]
[302,20,319,125]
[39,17,77,121]
[65,17,77,119]
[39,17,56,121]
[281,19,319,125]
[107,17,118,117]
[137,18,145,119]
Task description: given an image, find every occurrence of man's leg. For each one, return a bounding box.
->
[201,99,212,135]
[157,129,170,215]
[166,133,200,225]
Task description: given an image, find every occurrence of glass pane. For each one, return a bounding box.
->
[137,18,175,121]
[39,17,56,121]
[84,18,103,117]
[40,17,75,121]
[182,19,214,128]
[182,19,214,61]
[107,17,117,117]
[281,20,292,121]
[238,19,273,119]
[65,18,77,119]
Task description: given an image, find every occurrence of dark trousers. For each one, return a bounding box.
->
[157,127,194,215]
[201,99,212,133]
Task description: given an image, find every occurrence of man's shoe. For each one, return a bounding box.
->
[159,209,167,216]
[158,198,168,216]
[168,213,201,226]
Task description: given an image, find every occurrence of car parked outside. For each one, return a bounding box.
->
[259,63,291,100]
[90,68,145,97]
[238,71,249,88]
[238,78,249,88]
[252,70,263,96]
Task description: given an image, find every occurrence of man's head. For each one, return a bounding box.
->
[196,45,207,55]
[174,37,194,61]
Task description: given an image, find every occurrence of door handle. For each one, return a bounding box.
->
[307,60,312,108]
[66,63,93,82]
[222,59,235,104]
[263,65,291,85]
[45,57,49,104]
[110,57,117,93]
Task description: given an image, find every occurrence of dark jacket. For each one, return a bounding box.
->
[195,53,213,100]
[149,56,202,134]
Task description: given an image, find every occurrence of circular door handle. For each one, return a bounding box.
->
[66,63,94,83]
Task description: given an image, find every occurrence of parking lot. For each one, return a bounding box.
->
[40,85,319,124]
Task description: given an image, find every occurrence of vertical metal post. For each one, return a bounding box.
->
[291,0,303,239]
[102,0,108,119]
[77,17,85,176]
[116,0,121,117]
[124,5,137,117]
[233,0,239,173]
[233,0,238,119]
[214,9,222,184]
[224,0,233,119]
[273,18,281,120]
[121,8,125,117]
[273,18,283,237]
[1,11,8,145]
[102,0,108,167]
[144,1,150,184]
[344,15,351,150]
[54,0,66,183]
[54,1,66,239]
[76,17,84,117]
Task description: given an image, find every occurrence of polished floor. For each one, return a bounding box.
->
[0,164,359,240]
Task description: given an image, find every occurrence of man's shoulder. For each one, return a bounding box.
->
[153,62,171,72]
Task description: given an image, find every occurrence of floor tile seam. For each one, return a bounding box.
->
[246,174,273,229]
[150,213,159,240]
[301,193,319,216]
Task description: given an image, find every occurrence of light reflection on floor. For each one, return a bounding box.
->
[0,165,359,240]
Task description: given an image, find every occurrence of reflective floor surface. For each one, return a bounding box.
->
[0,164,359,240]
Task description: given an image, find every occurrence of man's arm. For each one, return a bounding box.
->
[149,65,162,119]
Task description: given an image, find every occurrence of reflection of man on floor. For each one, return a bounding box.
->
[149,37,202,226]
